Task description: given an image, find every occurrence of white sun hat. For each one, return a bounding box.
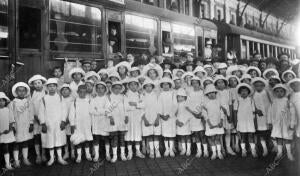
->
[262,68,279,79]
[217,63,227,69]
[0,92,10,102]
[46,78,58,86]
[12,82,30,97]
[108,71,121,81]
[213,75,228,86]
[287,78,300,88]
[69,67,85,78]
[85,71,100,81]
[182,72,194,79]
[97,69,109,75]
[159,77,174,88]
[226,75,240,84]
[240,74,252,82]
[142,78,156,89]
[143,63,163,78]
[251,77,267,87]
[272,84,289,95]
[176,88,187,97]
[115,61,131,71]
[28,75,47,86]
[204,84,217,95]
[193,66,207,77]
[281,70,296,83]
[237,83,253,95]
[246,66,262,77]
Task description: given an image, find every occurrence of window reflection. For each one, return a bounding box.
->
[172,24,195,55]
[50,0,102,53]
[0,0,8,49]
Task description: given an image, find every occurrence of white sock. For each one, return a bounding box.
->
[56,148,63,159]
[164,140,169,151]
[22,147,29,160]
[121,146,125,154]
[77,148,82,157]
[49,149,55,160]
[216,144,222,152]
[128,144,133,153]
[154,141,159,150]
[169,140,174,152]
[196,142,202,152]
[112,147,117,156]
[94,145,99,156]
[241,143,246,150]
[250,143,256,150]
[203,144,208,152]
[4,153,10,166]
[135,144,141,152]
[149,141,154,151]
[35,144,41,156]
[13,150,19,161]
[105,144,110,155]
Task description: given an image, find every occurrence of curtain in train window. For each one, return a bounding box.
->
[50,0,102,53]
[125,14,158,55]
[0,0,8,49]
[172,24,195,56]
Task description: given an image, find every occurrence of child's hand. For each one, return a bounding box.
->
[256,109,263,116]
[29,124,34,133]
[60,121,66,130]
[221,106,228,116]
[154,117,159,127]
[71,126,75,134]
[3,129,10,134]
[289,126,295,131]
[176,120,184,127]
[41,123,47,133]
[218,122,223,128]
[144,119,151,127]
[109,116,115,126]
[175,110,179,117]
[165,114,170,120]
[129,102,137,107]
[124,116,129,124]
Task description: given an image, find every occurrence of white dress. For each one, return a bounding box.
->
[39,94,67,148]
[9,98,34,142]
[203,99,225,136]
[176,102,193,135]
[69,80,84,98]
[217,89,233,130]
[252,90,271,131]
[63,96,74,136]
[234,96,256,133]
[0,107,15,144]
[89,95,111,136]
[268,97,295,140]
[141,91,161,136]
[69,98,93,142]
[124,90,144,141]
[187,89,205,132]
[106,93,128,132]
[158,91,177,138]
[31,90,46,135]
[290,92,300,137]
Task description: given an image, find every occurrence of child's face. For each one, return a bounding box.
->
[176,71,184,78]
[112,85,122,94]
[96,84,106,95]
[144,84,153,93]
[191,80,200,89]
[240,88,250,98]
[290,82,300,92]
[249,70,258,78]
[219,68,226,75]
[186,65,193,72]
[162,83,170,91]
[174,80,182,89]
[265,71,275,80]
[163,73,172,79]
[177,95,186,103]
[0,98,6,108]
[85,82,94,93]
[16,86,27,98]
[203,80,213,89]
[195,72,205,79]
[274,88,286,98]
[88,76,98,83]
[196,61,203,66]
[61,88,71,98]
[253,82,265,92]
[205,68,213,75]
[110,76,119,83]
[33,80,43,90]
[207,92,216,100]
[229,78,238,88]
[91,61,97,70]
[216,80,226,90]
[241,78,251,85]
[100,74,108,81]
[47,84,57,94]
[148,69,158,80]
[128,82,138,92]
[269,78,279,87]
[73,73,82,82]
[82,63,91,73]
[78,88,87,98]
[130,70,140,78]
[184,76,192,84]
[284,73,295,83]
[118,66,127,75]
[53,68,62,78]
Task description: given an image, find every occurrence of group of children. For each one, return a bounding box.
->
[0,59,300,170]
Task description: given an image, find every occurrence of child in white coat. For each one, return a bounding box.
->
[251,77,271,157]
[28,74,47,164]
[125,78,145,160]
[141,79,161,158]
[268,84,296,161]
[106,81,128,163]
[0,92,15,170]
[234,83,259,158]
[186,76,208,158]
[202,84,224,160]
[89,81,111,162]
[39,78,68,166]
[69,85,93,163]
[175,88,193,156]
[10,82,33,167]
[158,77,176,157]
[69,67,85,98]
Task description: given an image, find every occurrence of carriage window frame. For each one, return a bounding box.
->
[49,0,103,56]
[0,0,8,51]
[172,23,196,56]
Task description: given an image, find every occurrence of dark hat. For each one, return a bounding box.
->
[80,59,92,65]
[265,57,278,65]
[181,61,195,71]
[160,58,175,70]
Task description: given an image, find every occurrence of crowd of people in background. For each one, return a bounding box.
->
[1,51,300,171]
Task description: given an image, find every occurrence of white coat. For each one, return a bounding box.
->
[252,90,271,131]
[69,80,84,98]
[9,98,34,142]
[141,91,161,136]
[187,89,205,132]
[290,92,300,137]
[217,89,232,130]
[158,91,176,138]
[234,96,256,133]
[124,90,144,141]
[89,95,111,136]
[69,97,93,142]
[176,102,193,135]
[39,94,67,148]
[0,107,15,144]
[31,90,46,135]
[63,96,74,136]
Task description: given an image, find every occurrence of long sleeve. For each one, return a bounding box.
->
[290,101,297,128]
[38,98,46,124]
[60,101,67,122]
[28,99,34,124]
[69,101,76,126]
[8,102,15,124]
[267,104,273,124]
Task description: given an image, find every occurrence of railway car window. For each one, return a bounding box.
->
[249,41,253,57]
[0,0,8,49]
[125,14,158,55]
[50,0,102,53]
[172,24,195,56]
[161,21,172,56]
[166,0,180,13]
[19,6,41,49]
[241,40,247,59]
[192,0,200,18]
[108,22,121,54]
[143,0,160,7]
[184,0,189,15]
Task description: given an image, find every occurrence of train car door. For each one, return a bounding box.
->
[106,9,124,62]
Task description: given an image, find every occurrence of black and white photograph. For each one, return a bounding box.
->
[0,0,300,175]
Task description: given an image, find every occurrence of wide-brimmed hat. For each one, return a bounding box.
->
[115,61,131,71]
[217,63,227,69]
[85,71,100,81]
[126,77,140,87]
[237,83,253,95]
[28,75,47,86]
[97,69,109,75]
[108,71,121,81]
[214,75,228,86]
[246,66,261,77]
[142,78,155,89]
[172,69,185,77]
[226,75,240,84]
[129,67,140,73]
[0,92,10,102]
[272,84,289,96]
[94,81,108,93]
[251,77,267,87]
[281,70,296,83]
[202,77,214,84]
[268,75,281,83]
[240,74,252,82]
[12,82,30,97]
[191,76,202,86]
[46,78,58,86]
[69,67,85,78]
[262,68,279,79]
[204,84,217,95]
[182,72,194,79]
[60,84,71,92]
[159,77,174,88]
[193,66,207,77]
[287,78,300,88]
[111,81,125,92]
[177,88,187,97]
[143,63,163,79]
